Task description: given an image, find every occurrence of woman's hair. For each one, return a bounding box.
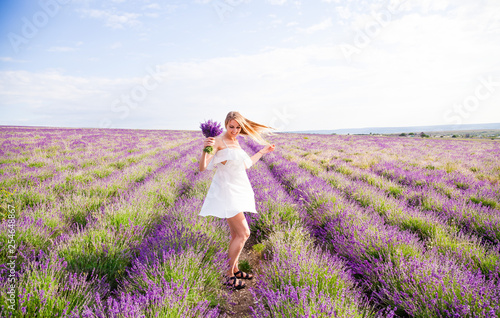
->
[225,111,274,145]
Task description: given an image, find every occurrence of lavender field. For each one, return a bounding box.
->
[1,126,500,317]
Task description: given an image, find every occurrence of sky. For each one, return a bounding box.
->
[1,0,500,132]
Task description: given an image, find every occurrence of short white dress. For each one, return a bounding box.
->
[199,139,258,219]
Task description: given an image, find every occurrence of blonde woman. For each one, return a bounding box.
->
[198,111,275,290]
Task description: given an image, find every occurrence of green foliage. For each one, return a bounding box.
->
[57,227,142,290]
[469,196,497,209]
[238,259,252,273]
[70,174,94,184]
[454,182,469,190]
[0,255,104,318]
[252,243,265,253]
[298,160,320,176]
[109,161,127,170]
[388,186,402,198]
[81,160,97,168]
[249,200,301,242]
[0,187,16,218]
[57,164,77,172]
[27,161,45,168]
[16,191,53,210]
[93,168,113,179]
[336,165,353,176]
[126,157,139,164]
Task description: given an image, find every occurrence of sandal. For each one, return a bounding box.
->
[234,270,253,280]
[224,275,246,290]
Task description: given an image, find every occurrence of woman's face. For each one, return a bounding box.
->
[226,119,241,138]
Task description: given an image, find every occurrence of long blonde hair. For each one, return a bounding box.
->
[225,111,274,145]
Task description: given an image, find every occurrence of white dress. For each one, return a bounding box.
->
[199,139,258,219]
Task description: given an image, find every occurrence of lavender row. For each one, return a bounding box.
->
[246,138,500,317]
[0,139,200,275]
[271,133,500,199]
[328,155,500,246]
[280,145,500,278]
[240,140,378,317]
[80,151,232,317]
[286,134,500,205]
[0,138,187,192]
[8,138,201,234]
[282,138,500,246]
[0,138,229,316]
[0,130,195,193]
[0,140,199,272]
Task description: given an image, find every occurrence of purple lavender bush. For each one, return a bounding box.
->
[200,120,224,154]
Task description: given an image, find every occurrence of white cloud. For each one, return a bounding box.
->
[4,33,500,130]
[46,42,82,53]
[0,57,28,63]
[267,0,287,5]
[47,46,78,52]
[298,18,333,33]
[79,9,142,29]
[109,42,122,50]
[142,3,161,10]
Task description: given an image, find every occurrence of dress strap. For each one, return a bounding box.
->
[222,138,228,147]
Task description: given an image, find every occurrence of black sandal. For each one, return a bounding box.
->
[224,275,245,290]
[234,270,253,280]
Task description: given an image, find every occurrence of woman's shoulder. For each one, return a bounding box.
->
[213,135,225,151]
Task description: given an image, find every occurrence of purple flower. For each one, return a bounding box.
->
[200,119,223,154]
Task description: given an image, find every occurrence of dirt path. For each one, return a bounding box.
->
[220,235,263,317]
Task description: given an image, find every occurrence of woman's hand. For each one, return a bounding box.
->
[260,144,275,154]
[200,137,216,172]
[203,137,215,150]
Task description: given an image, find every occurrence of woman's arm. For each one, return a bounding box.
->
[199,137,216,172]
[250,143,275,166]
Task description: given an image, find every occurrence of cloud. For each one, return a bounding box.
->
[79,9,142,29]
[4,33,500,130]
[267,0,287,5]
[298,18,333,33]
[0,57,28,63]
[142,3,161,10]
[109,42,122,50]
[47,46,78,52]
[46,42,83,53]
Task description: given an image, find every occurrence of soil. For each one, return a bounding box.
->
[219,234,263,318]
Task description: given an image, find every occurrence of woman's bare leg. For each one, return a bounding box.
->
[226,212,250,277]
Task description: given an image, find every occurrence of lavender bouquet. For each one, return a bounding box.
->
[200,119,224,154]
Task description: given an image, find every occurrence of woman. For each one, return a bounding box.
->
[198,111,275,290]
